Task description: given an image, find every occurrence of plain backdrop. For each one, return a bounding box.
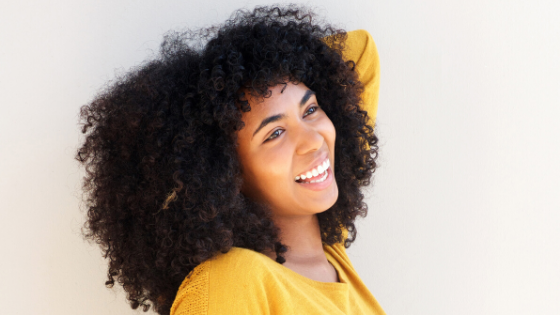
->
[1,0,559,314]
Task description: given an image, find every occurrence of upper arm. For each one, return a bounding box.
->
[324,29,381,129]
[344,29,380,128]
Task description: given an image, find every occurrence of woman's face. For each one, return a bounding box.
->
[236,81,338,218]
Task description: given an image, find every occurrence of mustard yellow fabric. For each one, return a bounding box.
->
[342,29,380,128]
[170,29,383,315]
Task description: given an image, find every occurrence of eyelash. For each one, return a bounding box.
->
[264,105,320,142]
[304,105,319,117]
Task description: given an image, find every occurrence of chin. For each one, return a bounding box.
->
[309,186,339,214]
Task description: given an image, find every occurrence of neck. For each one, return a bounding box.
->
[264,214,328,264]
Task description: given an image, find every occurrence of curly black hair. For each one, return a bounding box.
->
[76,4,378,315]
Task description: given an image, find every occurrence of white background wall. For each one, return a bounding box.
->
[1,1,559,314]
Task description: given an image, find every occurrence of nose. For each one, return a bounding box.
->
[295,123,324,156]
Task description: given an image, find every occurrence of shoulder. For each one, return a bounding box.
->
[205,247,275,296]
[324,226,358,270]
[170,247,274,315]
[170,261,210,315]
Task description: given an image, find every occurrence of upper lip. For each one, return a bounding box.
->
[296,151,329,177]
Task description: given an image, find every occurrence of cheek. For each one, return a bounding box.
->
[254,149,291,183]
[321,116,337,145]
[239,149,291,200]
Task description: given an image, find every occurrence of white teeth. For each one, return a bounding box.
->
[307,168,328,184]
[295,158,331,182]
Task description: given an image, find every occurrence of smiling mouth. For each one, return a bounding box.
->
[294,157,331,184]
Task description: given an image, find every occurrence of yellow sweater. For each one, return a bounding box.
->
[170,29,383,315]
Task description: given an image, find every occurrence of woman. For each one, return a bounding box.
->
[76,5,383,315]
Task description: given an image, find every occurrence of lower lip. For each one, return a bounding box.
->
[296,167,334,191]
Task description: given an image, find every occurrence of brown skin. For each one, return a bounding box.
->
[236,81,340,282]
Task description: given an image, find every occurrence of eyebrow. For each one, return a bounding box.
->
[299,89,315,107]
[252,89,316,139]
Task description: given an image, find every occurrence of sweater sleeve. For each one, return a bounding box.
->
[325,29,381,129]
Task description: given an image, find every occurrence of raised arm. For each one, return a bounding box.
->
[325,29,381,129]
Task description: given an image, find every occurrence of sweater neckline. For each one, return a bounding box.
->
[255,244,349,289]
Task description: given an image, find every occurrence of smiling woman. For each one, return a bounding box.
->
[75,4,382,315]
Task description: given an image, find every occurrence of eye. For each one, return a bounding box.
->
[304,105,320,117]
[265,129,284,142]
